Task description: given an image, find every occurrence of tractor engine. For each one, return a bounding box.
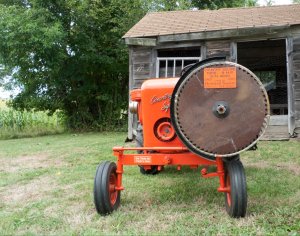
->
[130,77,181,148]
[130,58,270,160]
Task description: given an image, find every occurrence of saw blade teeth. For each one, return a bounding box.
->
[171,61,270,158]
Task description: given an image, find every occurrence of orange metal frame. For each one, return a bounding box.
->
[112,146,229,193]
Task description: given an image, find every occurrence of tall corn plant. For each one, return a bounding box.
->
[0,107,65,139]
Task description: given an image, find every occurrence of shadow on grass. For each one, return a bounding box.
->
[121,164,300,215]
[124,165,222,207]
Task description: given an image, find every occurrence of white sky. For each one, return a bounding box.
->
[0,76,20,99]
[257,0,292,5]
[0,89,14,99]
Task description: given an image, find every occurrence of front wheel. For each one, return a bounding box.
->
[224,159,247,218]
[94,161,120,215]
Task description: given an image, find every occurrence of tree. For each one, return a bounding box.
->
[0,0,261,130]
[191,0,257,9]
[0,0,145,129]
[264,0,274,6]
[144,0,192,11]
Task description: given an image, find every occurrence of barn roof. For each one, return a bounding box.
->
[123,4,300,38]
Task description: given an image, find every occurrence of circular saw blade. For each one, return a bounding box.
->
[171,61,270,159]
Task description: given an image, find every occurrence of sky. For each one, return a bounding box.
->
[0,76,20,100]
[257,0,292,5]
[0,89,13,99]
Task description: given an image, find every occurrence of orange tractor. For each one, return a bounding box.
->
[93,58,270,218]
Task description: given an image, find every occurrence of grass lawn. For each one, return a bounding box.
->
[0,133,299,235]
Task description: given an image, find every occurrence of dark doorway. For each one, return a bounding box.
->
[237,39,287,115]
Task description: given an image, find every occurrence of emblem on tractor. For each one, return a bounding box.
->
[151,94,171,112]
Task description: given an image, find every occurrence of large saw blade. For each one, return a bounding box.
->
[171,61,270,159]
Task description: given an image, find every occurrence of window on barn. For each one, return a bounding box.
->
[156,47,201,78]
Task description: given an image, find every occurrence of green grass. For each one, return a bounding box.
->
[0,133,299,235]
[0,100,65,139]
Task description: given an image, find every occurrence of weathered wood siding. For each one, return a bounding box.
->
[205,40,237,62]
[128,46,155,139]
[206,41,230,59]
[293,36,300,133]
[205,41,230,58]
[131,46,156,89]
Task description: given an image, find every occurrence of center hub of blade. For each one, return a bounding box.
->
[213,101,230,118]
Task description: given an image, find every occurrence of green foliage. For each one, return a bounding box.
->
[0,0,261,131]
[191,0,257,9]
[143,0,192,11]
[0,101,65,139]
[0,0,143,129]
[264,0,274,6]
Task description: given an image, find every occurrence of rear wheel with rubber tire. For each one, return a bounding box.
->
[139,165,161,175]
[135,123,144,154]
[224,158,247,218]
[94,161,120,215]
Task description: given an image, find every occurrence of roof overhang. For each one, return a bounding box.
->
[124,37,157,46]
[124,24,293,46]
[157,25,291,43]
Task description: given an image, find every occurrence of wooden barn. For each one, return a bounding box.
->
[123,4,300,140]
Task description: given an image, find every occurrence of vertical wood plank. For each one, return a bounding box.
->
[293,39,300,134]
[286,37,296,135]
[129,46,155,139]
[151,48,157,78]
[230,42,237,62]
[128,47,134,140]
[201,45,206,60]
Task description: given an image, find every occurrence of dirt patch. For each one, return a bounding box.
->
[275,163,300,175]
[243,160,270,169]
[244,161,300,175]
[290,190,300,204]
[64,202,93,228]
[0,176,57,205]
[133,213,172,232]
[0,154,66,173]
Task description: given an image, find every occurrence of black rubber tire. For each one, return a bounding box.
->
[139,165,161,175]
[136,122,160,175]
[223,154,240,163]
[136,123,144,154]
[224,159,247,218]
[94,161,120,215]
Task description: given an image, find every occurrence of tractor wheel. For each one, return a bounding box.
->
[224,158,247,218]
[136,122,160,175]
[94,161,120,215]
[139,165,161,175]
[223,154,240,162]
[136,122,144,154]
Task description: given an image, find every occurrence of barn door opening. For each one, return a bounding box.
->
[237,39,289,139]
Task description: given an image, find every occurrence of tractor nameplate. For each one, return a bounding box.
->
[134,156,152,164]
